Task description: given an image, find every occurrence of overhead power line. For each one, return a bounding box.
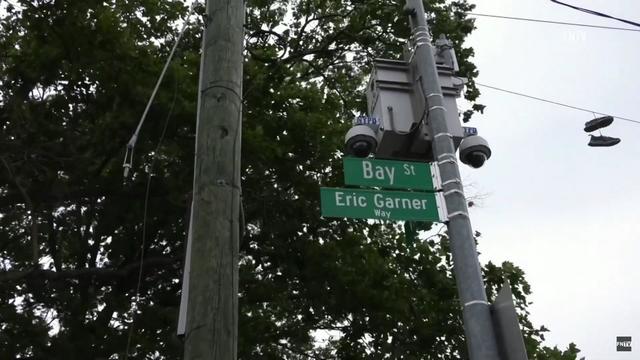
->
[476,83,640,125]
[550,0,640,29]
[123,2,197,178]
[467,12,640,33]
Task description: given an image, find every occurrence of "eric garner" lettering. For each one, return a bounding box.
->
[334,191,429,210]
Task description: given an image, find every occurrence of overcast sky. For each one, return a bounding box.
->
[460,1,640,359]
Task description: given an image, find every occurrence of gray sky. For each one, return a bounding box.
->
[462,1,640,358]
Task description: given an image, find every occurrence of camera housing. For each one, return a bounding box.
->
[345,125,378,158]
[459,135,491,168]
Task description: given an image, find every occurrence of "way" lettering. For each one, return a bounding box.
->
[373,208,391,218]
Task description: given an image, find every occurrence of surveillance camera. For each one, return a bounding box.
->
[459,135,491,168]
[345,125,378,158]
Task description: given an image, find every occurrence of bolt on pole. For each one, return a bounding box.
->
[403,0,501,358]
[183,0,245,359]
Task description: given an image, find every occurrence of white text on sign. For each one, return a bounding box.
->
[362,161,418,186]
[334,191,430,210]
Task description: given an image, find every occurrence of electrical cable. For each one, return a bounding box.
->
[123,39,180,360]
[123,2,197,179]
[475,82,640,125]
[550,0,640,29]
[467,12,640,33]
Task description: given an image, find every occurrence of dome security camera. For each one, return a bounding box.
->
[344,125,378,158]
[459,135,491,168]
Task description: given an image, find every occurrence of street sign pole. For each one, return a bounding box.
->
[404,0,502,359]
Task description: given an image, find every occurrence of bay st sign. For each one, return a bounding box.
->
[320,187,443,222]
[343,157,437,190]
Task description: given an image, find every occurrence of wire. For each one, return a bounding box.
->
[124,71,178,359]
[123,2,197,179]
[467,12,640,33]
[550,0,640,29]
[475,82,640,125]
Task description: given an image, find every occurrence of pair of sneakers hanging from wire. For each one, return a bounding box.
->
[584,115,621,147]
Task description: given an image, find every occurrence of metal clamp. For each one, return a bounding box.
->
[412,35,430,43]
[464,300,489,307]
[411,28,432,50]
[412,32,431,40]
[434,132,452,139]
[448,211,469,219]
[438,157,457,166]
[412,26,432,41]
[444,189,465,197]
[429,105,446,112]
[441,179,461,187]
[426,93,443,99]
[412,26,431,32]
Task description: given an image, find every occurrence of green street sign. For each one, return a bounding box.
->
[320,187,443,222]
[343,157,437,191]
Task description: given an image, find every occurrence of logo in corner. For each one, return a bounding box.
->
[617,336,632,352]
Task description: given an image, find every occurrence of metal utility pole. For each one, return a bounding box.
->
[403,0,501,359]
[183,0,244,358]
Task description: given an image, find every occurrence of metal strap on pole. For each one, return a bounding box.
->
[441,179,462,187]
[444,189,465,197]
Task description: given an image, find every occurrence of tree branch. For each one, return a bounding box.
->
[1,155,39,267]
[0,256,179,282]
[274,341,329,360]
[0,183,174,208]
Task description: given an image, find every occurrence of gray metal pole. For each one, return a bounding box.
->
[183,0,244,358]
[403,1,501,359]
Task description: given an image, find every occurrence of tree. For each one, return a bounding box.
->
[1,0,198,357]
[0,0,579,359]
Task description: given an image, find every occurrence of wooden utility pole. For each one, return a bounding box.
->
[183,0,244,358]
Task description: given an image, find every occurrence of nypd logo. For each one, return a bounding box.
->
[353,115,379,126]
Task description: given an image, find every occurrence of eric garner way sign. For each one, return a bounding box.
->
[343,157,437,191]
[320,187,443,222]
